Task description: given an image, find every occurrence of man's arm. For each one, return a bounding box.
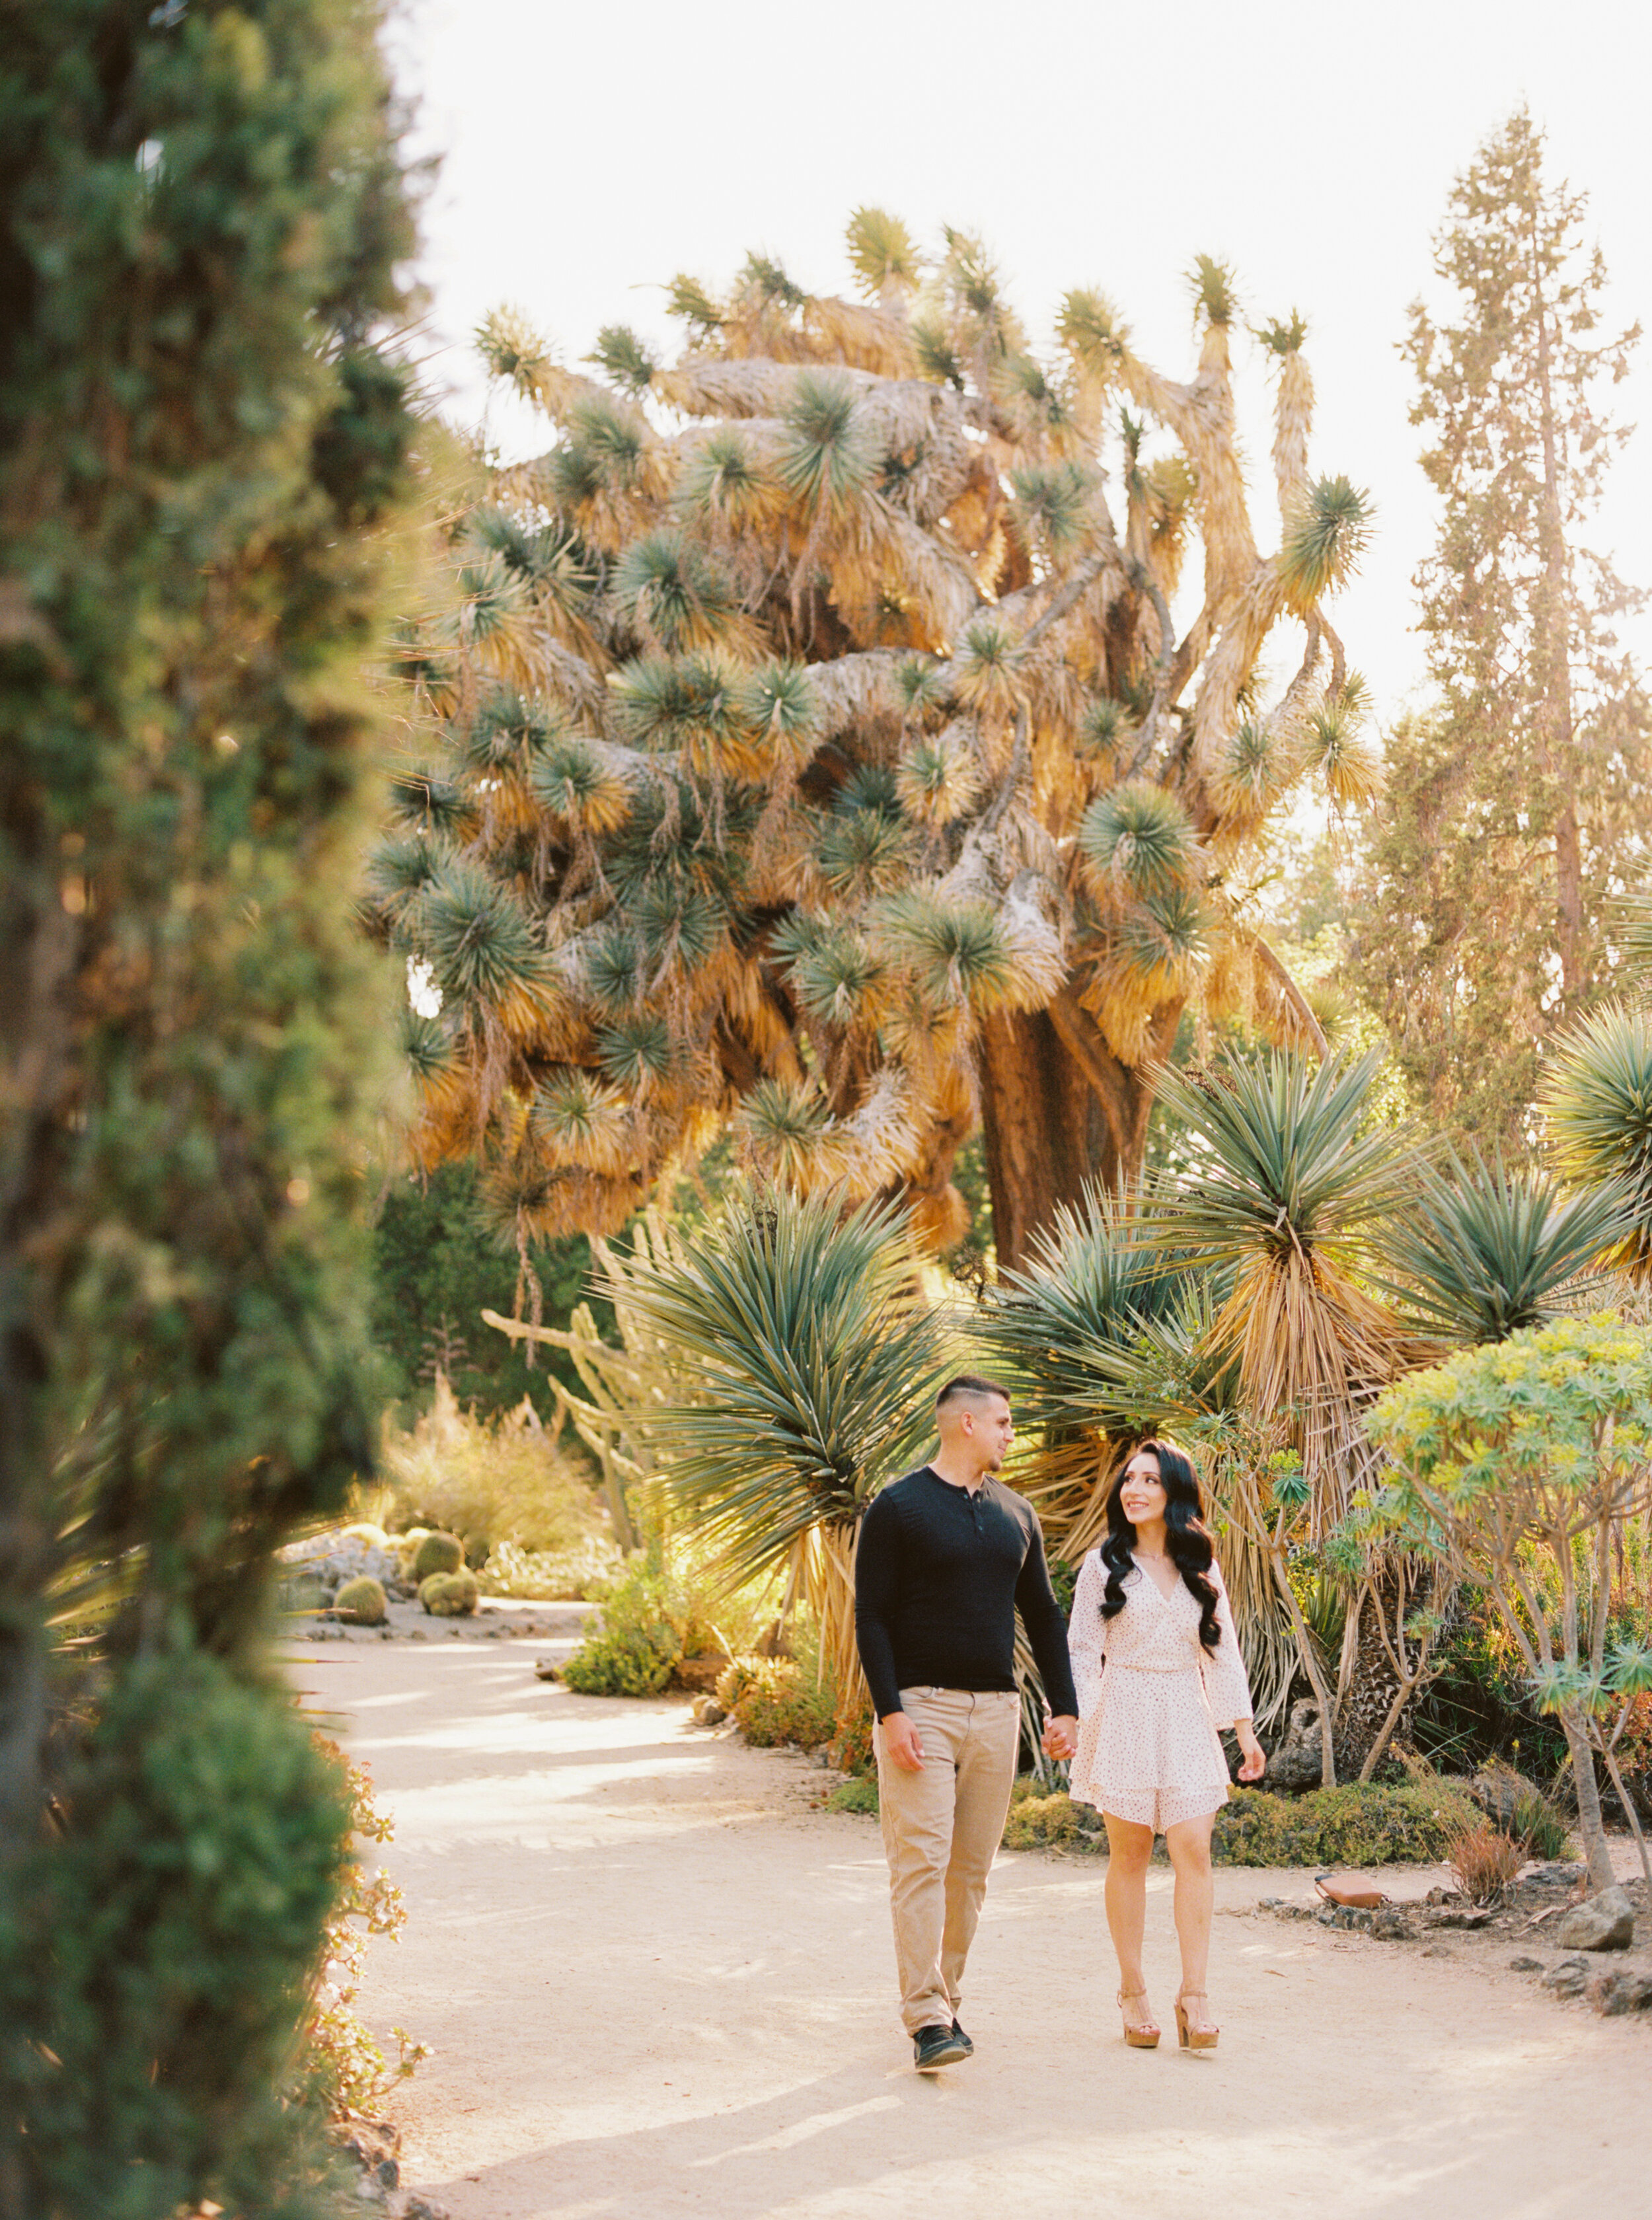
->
[852,1492,904,1722]
[1014,1514,1080,1746]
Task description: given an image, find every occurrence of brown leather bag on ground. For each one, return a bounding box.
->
[1314,1874,1388,1910]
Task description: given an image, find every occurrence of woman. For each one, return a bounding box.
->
[1068,1437,1265,2051]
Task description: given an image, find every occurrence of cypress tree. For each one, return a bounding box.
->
[1347,110,1650,1149]
[0,4,418,2211]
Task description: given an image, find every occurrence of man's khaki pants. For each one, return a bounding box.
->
[874,1686,1021,2034]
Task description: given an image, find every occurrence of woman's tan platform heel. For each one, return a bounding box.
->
[1117,1988,1160,2048]
[1174,1990,1219,2050]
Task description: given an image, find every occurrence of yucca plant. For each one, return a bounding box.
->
[1380,1150,1632,1341]
[604,1187,954,1692]
[373,215,1378,1271]
[1143,1049,1418,1518]
[1542,1004,1652,1285]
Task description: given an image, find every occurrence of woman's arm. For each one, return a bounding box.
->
[1067,1549,1108,1718]
[1205,1557,1265,1779]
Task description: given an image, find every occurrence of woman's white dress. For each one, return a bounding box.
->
[1067,1549,1254,1832]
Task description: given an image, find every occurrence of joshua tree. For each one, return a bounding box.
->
[377,217,1374,1269]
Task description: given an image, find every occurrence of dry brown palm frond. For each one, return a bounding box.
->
[804,295,919,378]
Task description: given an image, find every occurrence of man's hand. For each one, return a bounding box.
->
[1234,1720,1266,1783]
[1041,1713,1078,1762]
[880,1711,925,1772]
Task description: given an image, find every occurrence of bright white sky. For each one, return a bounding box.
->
[389,0,1652,723]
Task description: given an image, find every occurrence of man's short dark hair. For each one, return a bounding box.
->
[936,1374,1012,1412]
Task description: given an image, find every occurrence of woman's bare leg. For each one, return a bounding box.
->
[1164,1810,1216,2015]
[1102,1813,1155,2007]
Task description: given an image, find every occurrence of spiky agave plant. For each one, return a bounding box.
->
[1542,1004,1652,1285]
[1379,1150,1632,1341]
[377,215,1381,1273]
[1143,1049,1419,1531]
[607,1187,954,1691]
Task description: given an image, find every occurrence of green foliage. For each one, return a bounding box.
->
[613,1189,952,1593]
[559,1557,722,1696]
[1542,1004,1652,1283]
[370,1162,600,1417]
[1211,1784,1454,1866]
[4,1657,354,2218]
[825,1776,881,1816]
[1002,1791,1091,1850]
[419,1570,480,1617]
[730,1660,837,1750]
[412,1532,465,1582]
[1345,114,1651,1152]
[1378,1151,1628,1341]
[0,0,421,2206]
[333,1576,387,1627]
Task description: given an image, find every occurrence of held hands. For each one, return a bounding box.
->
[1234,1720,1266,1783]
[880,1711,926,1772]
[1041,1713,1078,1762]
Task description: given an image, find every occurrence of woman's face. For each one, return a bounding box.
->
[1119,1450,1168,1530]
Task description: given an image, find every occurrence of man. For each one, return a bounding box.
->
[854,1374,1079,2071]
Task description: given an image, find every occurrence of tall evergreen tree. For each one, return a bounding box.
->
[0,4,418,2211]
[1347,110,1650,1148]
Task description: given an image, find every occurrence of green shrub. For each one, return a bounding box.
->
[463,1534,491,1571]
[825,1777,880,1816]
[1509,1780,1572,1861]
[1211,1784,1455,1866]
[732,1661,837,1750]
[560,1558,727,1697]
[413,1532,464,1582]
[1002,1791,1088,1851]
[7,1653,353,2214]
[483,1536,622,1601]
[419,1570,479,1617]
[332,1576,386,1627]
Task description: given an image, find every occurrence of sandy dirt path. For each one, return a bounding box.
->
[300,1637,1648,2220]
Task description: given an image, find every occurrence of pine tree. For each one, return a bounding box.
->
[1347,110,1650,1150]
[380,227,1378,1270]
[0,4,418,2210]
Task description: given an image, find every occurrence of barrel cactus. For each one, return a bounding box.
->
[412,1530,465,1582]
[420,1570,480,1617]
[333,1576,387,1627]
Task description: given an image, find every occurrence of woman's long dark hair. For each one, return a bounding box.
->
[1099,1436,1221,1652]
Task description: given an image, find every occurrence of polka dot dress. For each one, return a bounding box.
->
[1067,1549,1254,1833]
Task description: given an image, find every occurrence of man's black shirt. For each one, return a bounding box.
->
[853,1465,1078,1721]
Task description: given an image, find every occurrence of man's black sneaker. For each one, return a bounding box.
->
[951,2018,973,2056]
[913,2022,970,2071]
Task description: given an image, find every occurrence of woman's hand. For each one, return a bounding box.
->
[1234,1721,1266,1783]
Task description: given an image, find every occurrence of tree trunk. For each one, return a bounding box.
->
[1563,1703,1619,1898]
[1528,205,1583,1002]
[977,992,1182,1273]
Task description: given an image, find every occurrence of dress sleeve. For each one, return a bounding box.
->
[1201,1557,1254,1730]
[1067,1550,1109,1720]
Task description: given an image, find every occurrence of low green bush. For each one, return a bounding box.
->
[377,1377,613,1556]
[1002,1791,1089,1851]
[732,1661,837,1750]
[412,1531,464,1582]
[1211,1785,1454,1866]
[419,1570,479,1617]
[823,1777,1462,1865]
[825,1777,880,1816]
[561,1558,732,1697]
[333,1576,386,1627]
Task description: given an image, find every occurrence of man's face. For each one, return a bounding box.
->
[969,1395,1014,1471]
